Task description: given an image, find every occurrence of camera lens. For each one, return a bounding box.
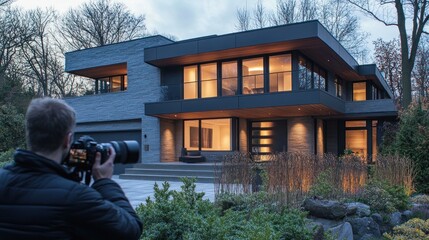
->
[109,140,140,164]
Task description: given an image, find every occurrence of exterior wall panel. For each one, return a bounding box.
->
[287,117,314,154]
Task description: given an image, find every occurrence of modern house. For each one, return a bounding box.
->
[64,20,397,167]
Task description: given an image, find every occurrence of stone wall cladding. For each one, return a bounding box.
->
[65,36,172,163]
[287,117,315,154]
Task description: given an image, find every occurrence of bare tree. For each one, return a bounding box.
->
[20,9,88,97]
[347,0,429,108]
[236,0,369,63]
[236,5,250,31]
[0,7,34,76]
[413,37,429,98]
[373,38,403,105]
[269,0,297,25]
[253,0,266,29]
[59,0,146,50]
[0,0,13,7]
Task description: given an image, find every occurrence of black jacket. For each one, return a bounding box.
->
[0,149,142,240]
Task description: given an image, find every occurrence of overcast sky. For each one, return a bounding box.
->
[13,0,398,61]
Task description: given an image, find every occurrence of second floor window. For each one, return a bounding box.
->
[201,63,217,98]
[335,77,343,98]
[222,61,238,96]
[269,54,292,92]
[242,58,264,94]
[95,75,127,94]
[353,82,367,101]
[184,65,198,99]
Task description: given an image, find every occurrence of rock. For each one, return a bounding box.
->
[371,213,383,226]
[303,198,348,220]
[360,233,380,240]
[307,216,344,231]
[327,222,353,240]
[388,212,403,228]
[346,202,371,217]
[347,216,381,240]
[402,210,413,221]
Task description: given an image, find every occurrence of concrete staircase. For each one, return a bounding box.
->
[119,162,218,183]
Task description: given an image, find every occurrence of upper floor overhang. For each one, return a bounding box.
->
[64,35,173,79]
[145,90,397,120]
[144,20,392,99]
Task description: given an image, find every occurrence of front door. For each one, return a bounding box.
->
[250,120,287,161]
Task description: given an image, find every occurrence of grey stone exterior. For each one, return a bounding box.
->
[65,36,173,163]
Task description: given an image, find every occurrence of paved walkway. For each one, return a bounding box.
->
[112,175,216,208]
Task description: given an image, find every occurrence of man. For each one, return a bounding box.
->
[0,98,142,240]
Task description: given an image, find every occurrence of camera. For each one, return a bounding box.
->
[67,135,140,171]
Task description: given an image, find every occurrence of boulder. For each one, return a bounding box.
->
[307,216,344,231]
[303,198,348,220]
[389,212,403,227]
[347,216,381,240]
[327,222,353,240]
[346,202,371,217]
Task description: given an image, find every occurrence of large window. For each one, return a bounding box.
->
[298,56,312,90]
[242,58,264,94]
[201,63,217,98]
[345,120,367,158]
[269,54,292,92]
[95,75,127,94]
[221,61,238,96]
[184,119,231,151]
[353,82,366,101]
[184,65,198,99]
[313,65,327,91]
[335,76,343,98]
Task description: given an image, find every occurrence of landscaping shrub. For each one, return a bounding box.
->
[381,99,429,193]
[137,178,314,240]
[411,194,429,205]
[0,148,14,168]
[308,169,340,200]
[384,218,429,239]
[358,180,410,213]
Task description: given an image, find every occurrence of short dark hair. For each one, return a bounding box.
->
[25,98,76,153]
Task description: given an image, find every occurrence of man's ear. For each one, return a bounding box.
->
[64,132,73,149]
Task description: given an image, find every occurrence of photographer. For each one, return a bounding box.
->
[0,97,142,240]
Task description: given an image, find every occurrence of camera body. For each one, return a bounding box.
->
[67,135,140,171]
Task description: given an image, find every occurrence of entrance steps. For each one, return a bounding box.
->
[119,162,218,183]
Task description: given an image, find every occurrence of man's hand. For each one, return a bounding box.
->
[92,146,116,180]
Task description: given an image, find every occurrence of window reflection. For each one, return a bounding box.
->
[222,61,237,96]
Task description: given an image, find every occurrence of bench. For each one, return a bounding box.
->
[179,148,206,163]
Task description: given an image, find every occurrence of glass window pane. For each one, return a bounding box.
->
[123,75,128,90]
[98,77,110,93]
[243,58,264,94]
[200,119,231,151]
[111,76,122,92]
[201,63,217,98]
[346,121,367,128]
[184,120,199,150]
[353,82,366,101]
[222,61,237,96]
[184,66,198,99]
[270,54,292,92]
[201,63,217,80]
[346,129,367,158]
[201,79,217,98]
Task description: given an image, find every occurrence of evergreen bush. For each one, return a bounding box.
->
[136,178,314,240]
